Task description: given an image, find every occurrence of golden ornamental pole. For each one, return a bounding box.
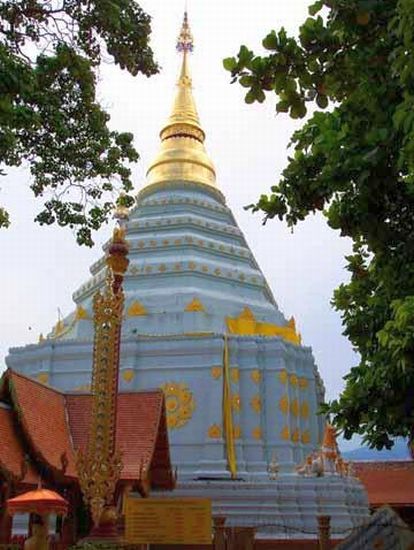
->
[77,206,129,537]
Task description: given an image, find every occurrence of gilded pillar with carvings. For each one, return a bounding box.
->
[77,219,129,531]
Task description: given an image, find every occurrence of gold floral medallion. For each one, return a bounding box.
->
[160,382,195,429]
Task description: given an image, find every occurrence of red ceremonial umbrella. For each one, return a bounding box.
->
[7,488,69,516]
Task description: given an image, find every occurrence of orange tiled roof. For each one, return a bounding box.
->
[354,461,414,506]
[6,370,77,478]
[0,406,37,484]
[66,390,173,487]
[0,369,174,491]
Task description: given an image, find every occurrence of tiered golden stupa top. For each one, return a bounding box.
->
[145,12,217,189]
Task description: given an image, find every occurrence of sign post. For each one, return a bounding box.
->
[125,497,212,546]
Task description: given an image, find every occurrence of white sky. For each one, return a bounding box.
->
[0,1,358,445]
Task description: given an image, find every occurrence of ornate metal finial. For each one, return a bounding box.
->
[144,8,217,190]
[177,11,193,53]
[113,192,130,230]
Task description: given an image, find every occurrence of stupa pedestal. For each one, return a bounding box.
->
[162,474,368,539]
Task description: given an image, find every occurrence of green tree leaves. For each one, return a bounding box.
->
[226,0,414,453]
[0,0,157,245]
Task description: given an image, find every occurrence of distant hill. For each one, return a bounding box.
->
[342,438,411,461]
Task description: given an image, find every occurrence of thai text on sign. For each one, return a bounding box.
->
[125,497,212,545]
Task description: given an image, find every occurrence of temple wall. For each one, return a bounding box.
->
[7,333,322,481]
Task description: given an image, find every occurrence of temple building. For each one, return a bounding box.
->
[5,13,369,541]
[0,369,174,544]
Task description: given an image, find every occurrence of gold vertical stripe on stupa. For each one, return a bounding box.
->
[145,12,217,189]
[223,334,237,478]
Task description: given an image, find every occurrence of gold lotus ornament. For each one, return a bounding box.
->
[160,382,195,429]
[290,373,298,387]
[300,401,310,419]
[127,301,147,317]
[279,395,289,415]
[279,370,288,384]
[250,369,261,384]
[75,305,90,320]
[281,426,290,441]
[230,368,239,383]
[301,430,311,445]
[232,394,241,412]
[37,373,49,385]
[291,428,300,443]
[185,297,206,312]
[250,394,261,413]
[122,369,135,383]
[252,426,262,440]
[208,424,222,439]
[290,398,299,418]
[211,366,222,379]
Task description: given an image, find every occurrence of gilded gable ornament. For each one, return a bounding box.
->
[127,300,147,317]
[208,424,222,439]
[185,297,206,312]
[226,308,301,344]
[75,305,90,320]
[53,319,65,337]
[160,382,195,429]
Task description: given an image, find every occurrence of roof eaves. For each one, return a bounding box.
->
[5,370,75,483]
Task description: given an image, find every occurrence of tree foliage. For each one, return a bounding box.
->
[0,0,158,245]
[224,0,414,452]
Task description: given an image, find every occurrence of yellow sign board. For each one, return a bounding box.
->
[125,497,212,545]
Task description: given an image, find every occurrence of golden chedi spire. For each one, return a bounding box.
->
[145,12,217,189]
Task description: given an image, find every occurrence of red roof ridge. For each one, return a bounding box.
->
[4,368,66,396]
[0,369,175,491]
[3,369,77,480]
[65,388,164,397]
[354,460,414,472]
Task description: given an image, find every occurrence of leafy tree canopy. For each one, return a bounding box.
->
[0,0,157,245]
[224,0,414,452]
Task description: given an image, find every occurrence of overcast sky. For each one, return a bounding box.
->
[0,1,358,445]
